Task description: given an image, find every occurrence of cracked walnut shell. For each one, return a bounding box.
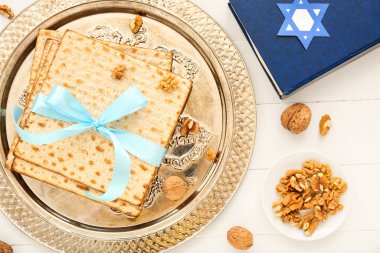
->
[227,226,253,250]
[281,103,312,134]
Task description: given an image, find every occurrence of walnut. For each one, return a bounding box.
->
[331,177,348,193]
[302,161,316,175]
[157,73,179,93]
[180,118,200,137]
[206,148,217,161]
[227,226,253,250]
[320,163,332,177]
[163,176,187,201]
[276,184,289,195]
[310,174,330,192]
[0,5,14,19]
[297,213,315,229]
[288,193,304,211]
[130,15,143,34]
[0,241,13,253]
[328,203,343,215]
[279,176,290,185]
[303,193,320,209]
[273,192,302,216]
[302,187,314,201]
[111,64,126,80]
[281,103,312,134]
[319,114,332,136]
[281,211,301,224]
[285,169,303,177]
[305,217,319,236]
[314,205,328,221]
[289,174,308,192]
[273,159,348,236]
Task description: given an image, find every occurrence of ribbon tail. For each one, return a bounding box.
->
[84,127,131,202]
[109,128,167,167]
[13,107,92,145]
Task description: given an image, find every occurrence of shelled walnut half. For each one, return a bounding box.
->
[0,5,14,19]
[319,114,332,136]
[130,15,143,34]
[180,117,200,137]
[272,160,348,236]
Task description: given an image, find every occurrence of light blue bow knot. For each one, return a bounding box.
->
[13,85,167,202]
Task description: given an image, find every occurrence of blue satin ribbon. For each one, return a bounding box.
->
[13,85,167,202]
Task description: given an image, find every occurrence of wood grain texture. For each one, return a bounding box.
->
[1,0,379,252]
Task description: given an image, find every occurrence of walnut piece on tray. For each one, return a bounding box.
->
[180,117,200,137]
[130,15,143,34]
[0,5,14,19]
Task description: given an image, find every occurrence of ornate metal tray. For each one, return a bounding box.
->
[0,0,256,252]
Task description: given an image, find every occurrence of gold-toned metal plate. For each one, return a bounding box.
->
[0,0,256,252]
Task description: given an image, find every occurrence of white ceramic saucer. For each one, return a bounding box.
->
[262,150,350,241]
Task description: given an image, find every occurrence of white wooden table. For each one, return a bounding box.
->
[1,0,379,252]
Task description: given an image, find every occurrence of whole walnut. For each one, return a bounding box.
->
[281,103,312,134]
[0,241,13,253]
[227,226,253,250]
[163,176,187,201]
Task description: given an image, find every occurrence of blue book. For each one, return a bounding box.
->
[229,0,380,98]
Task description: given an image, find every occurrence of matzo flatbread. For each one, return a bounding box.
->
[13,159,142,216]
[10,40,142,216]
[104,40,173,72]
[7,28,173,171]
[36,29,173,72]
[5,37,60,170]
[7,29,177,216]
[27,30,62,100]
[11,31,192,208]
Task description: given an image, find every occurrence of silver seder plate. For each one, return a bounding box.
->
[0,0,256,252]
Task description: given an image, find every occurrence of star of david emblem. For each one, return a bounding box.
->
[277,0,329,49]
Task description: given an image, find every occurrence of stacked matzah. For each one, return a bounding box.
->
[6,29,192,217]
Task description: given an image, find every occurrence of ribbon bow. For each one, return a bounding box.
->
[13,85,167,202]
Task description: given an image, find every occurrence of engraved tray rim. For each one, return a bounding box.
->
[0,0,257,252]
